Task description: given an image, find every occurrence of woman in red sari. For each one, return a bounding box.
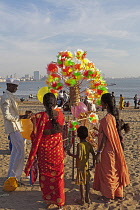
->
[25,93,65,209]
[93,93,130,203]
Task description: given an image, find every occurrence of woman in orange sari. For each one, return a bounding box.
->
[25,93,65,209]
[93,93,130,203]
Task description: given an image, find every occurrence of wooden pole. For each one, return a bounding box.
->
[72,130,75,181]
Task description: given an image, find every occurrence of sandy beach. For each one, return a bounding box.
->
[0,102,139,210]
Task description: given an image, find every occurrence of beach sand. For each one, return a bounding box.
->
[0,103,139,210]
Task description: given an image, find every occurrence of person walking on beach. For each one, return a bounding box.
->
[119,94,124,110]
[25,93,65,210]
[0,78,30,182]
[111,92,116,106]
[133,94,137,109]
[93,93,130,203]
[67,126,95,205]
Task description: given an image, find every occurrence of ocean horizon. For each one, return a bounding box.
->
[0,78,140,106]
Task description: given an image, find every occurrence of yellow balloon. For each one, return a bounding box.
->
[37,86,49,103]
[21,119,33,140]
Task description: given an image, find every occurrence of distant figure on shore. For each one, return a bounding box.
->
[111,92,116,106]
[133,94,137,109]
[119,94,124,110]
[127,101,130,107]
[20,97,25,102]
[29,94,33,99]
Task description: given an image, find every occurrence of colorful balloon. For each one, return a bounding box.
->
[47,63,58,74]
[37,86,49,103]
[89,113,99,124]
[69,121,79,131]
[71,102,88,118]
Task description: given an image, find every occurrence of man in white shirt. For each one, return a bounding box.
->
[1,78,28,182]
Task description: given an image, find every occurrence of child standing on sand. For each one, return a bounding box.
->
[67,126,95,205]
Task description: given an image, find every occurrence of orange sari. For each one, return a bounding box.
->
[93,113,130,199]
[25,111,65,206]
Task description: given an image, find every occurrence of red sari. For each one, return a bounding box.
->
[25,111,65,206]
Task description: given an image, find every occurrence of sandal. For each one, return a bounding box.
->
[97,196,111,204]
[115,196,125,201]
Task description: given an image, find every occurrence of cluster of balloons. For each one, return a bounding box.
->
[46,50,108,101]
[37,49,108,122]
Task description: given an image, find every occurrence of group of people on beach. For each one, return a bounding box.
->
[112,92,140,110]
[0,78,130,209]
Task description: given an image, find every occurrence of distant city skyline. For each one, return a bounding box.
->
[0,0,140,78]
[0,70,46,81]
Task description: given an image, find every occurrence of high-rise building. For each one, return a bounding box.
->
[34,71,40,81]
[25,74,30,80]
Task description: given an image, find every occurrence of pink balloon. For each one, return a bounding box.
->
[71,102,88,118]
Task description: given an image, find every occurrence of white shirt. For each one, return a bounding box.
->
[0,90,22,134]
[63,92,68,102]
[58,92,64,99]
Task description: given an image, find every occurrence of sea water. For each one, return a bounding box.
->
[0,78,140,106]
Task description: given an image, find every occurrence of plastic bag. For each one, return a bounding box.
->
[3,177,18,192]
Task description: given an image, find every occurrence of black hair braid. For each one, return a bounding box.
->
[101,93,121,136]
[101,93,116,117]
[47,103,58,129]
[43,93,60,130]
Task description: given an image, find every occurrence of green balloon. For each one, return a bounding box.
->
[96,99,101,105]
[57,59,62,64]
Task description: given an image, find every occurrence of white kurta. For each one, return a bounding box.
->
[1,90,24,180]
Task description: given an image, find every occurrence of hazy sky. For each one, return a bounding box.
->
[0,0,140,78]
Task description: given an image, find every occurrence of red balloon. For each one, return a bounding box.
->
[71,102,88,118]
[47,63,58,74]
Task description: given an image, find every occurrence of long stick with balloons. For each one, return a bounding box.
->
[36,49,108,180]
